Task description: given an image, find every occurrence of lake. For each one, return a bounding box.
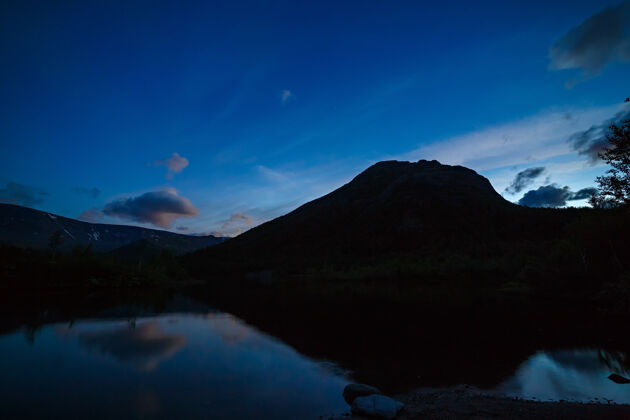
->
[498,349,630,404]
[0,312,350,419]
[0,291,629,419]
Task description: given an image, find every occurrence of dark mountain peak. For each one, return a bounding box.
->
[355,159,490,186]
[360,159,464,172]
[194,160,518,273]
[323,159,506,209]
[364,158,444,171]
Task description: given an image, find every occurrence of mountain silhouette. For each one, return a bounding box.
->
[190,160,578,275]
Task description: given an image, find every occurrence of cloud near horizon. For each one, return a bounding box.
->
[549,1,630,82]
[78,208,104,223]
[216,213,255,237]
[0,182,48,207]
[103,188,198,228]
[504,167,545,195]
[153,153,189,179]
[571,187,598,200]
[518,184,597,208]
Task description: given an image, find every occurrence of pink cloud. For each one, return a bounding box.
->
[153,153,189,179]
[103,188,198,228]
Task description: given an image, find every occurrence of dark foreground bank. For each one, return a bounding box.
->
[392,386,630,419]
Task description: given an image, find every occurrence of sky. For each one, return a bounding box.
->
[1,0,630,236]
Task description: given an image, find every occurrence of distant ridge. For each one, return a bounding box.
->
[0,203,225,254]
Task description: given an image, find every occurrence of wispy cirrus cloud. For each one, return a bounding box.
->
[391,102,630,207]
[255,165,289,183]
[0,182,48,207]
[103,188,198,229]
[395,104,618,171]
[549,1,630,85]
[153,153,189,179]
[186,160,359,236]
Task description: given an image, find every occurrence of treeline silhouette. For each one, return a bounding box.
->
[184,205,629,310]
[0,241,186,289]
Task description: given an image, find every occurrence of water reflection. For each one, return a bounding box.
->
[3,291,630,418]
[497,349,630,403]
[77,321,186,371]
[0,313,349,419]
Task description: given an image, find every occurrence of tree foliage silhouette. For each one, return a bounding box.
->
[590,119,630,208]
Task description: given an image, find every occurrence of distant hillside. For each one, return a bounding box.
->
[0,203,225,255]
[188,160,597,278]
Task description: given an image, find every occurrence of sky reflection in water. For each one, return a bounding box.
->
[497,349,630,403]
[1,312,630,419]
[0,313,350,419]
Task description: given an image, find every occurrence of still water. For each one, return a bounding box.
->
[498,349,630,403]
[1,301,629,419]
[0,313,350,419]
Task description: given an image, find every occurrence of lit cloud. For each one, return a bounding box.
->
[216,213,256,237]
[0,182,48,207]
[153,152,189,179]
[103,188,198,229]
[549,1,630,84]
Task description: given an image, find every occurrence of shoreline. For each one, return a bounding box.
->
[390,385,630,419]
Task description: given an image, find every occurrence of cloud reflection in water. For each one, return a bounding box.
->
[78,320,186,371]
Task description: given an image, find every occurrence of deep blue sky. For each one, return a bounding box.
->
[1,1,629,235]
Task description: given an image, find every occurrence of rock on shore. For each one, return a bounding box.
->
[343,383,381,404]
[351,394,404,419]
